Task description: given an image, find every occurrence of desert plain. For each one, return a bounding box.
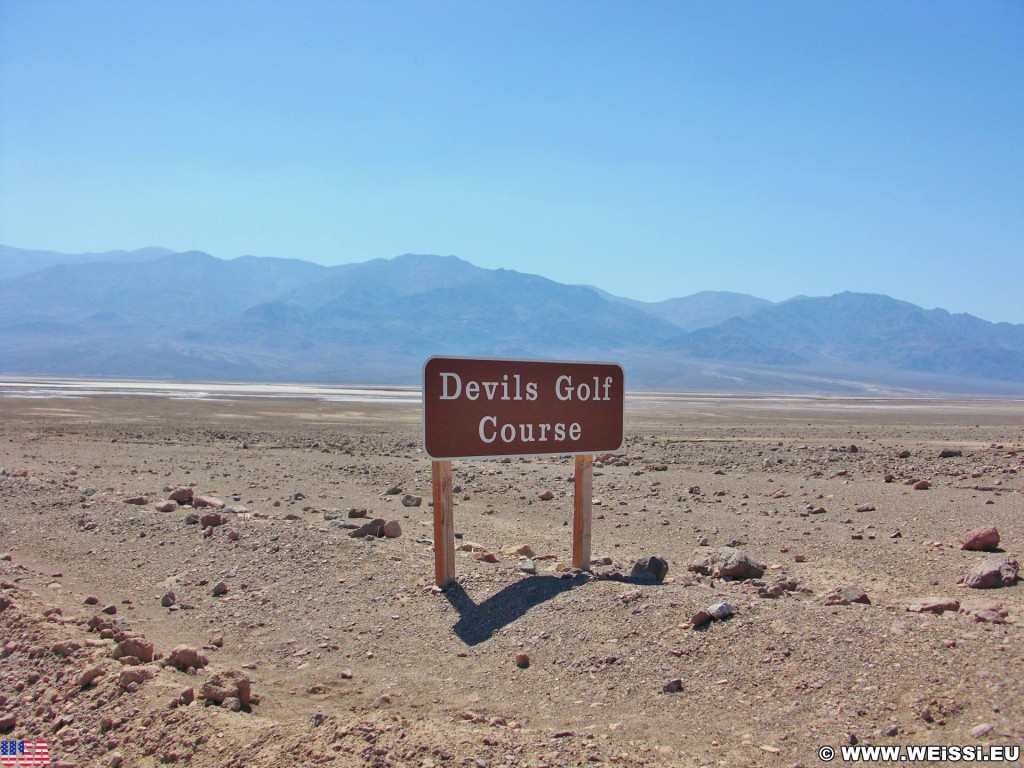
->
[0,384,1022,768]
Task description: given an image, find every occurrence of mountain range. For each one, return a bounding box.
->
[1,244,1023,394]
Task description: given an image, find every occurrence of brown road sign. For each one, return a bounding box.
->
[423,356,624,460]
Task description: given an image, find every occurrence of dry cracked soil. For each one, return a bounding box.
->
[0,391,1022,767]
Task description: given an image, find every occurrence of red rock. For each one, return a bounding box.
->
[965,558,1018,589]
[475,551,499,564]
[212,582,228,596]
[961,526,1000,552]
[165,645,209,671]
[123,495,148,505]
[913,480,931,490]
[77,665,107,687]
[168,487,193,502]
[199,512,226,529]
[161,591,176,607]
[194,495,225,508]
[114,637,155,663]
[973,609,1007,624]
[201,670,252,706]
[154,501,177,513]
[515,653,530,668]
[690,610,712,628]
[349,519,386,538]
[906,597,959,614]
[538,490,555,501]
[118,666,155,688]
[383,520,402,538]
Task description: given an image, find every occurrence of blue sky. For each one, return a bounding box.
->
[1,1,1022,322]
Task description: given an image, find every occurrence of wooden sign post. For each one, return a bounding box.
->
[423,356,624,587]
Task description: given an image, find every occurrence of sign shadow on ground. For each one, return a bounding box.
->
[446,574,589,646]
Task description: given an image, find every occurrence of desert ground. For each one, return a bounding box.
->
[0,385,1021,768]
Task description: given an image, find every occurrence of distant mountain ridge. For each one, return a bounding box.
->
[1,245,1022,394]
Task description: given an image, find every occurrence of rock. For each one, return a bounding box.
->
[961,526,1000,552]
[382,520,402,538]
[123,495,148,505]
[212,581,228,597]
[114,637,155,663]
[959,598,1004,615]
[169,487,194,502]
[118,666,155,689]
[347,508,368,518]
[201,670,252,707]
[102,604,117,615]
[708,602,734,620]
[349,519,386,538]
[965,558,1018,589]
[938,449,962,458]
[662,678,683,693]
[474,551,499,564]
[184,513,200,525]
[913,480,931,490]
[200,513,226,529]
[84,595,100,605]
[897,449,912,459]
[973,609,1007,624]
[165,645,209,671]
[501,544,536,558]
[690,610,712,628]
[221,696,242,712]
[630,555,669,584]
[193,495,225,509]
[401,495,422,507]
[827,586,871,605]
[518,559,537,575]
[971,723,994,739]
[855,504,875,513]
[714,547,765,580]
[515,653,530,668]
[77,665,107,687]
[537,490,555,501]
[161,591,176,607]
[384,485,402,495]
[906,597,960,614]
[154,501,177,513]
[322,508,342,521]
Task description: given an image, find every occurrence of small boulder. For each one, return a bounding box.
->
[154,501,177,513]
[708,602,734,620]
[349,519,386,538]
[199,513,226,529]
[400,495,422,508]
[118,666,155,689]
[201,669,252,708]
[906,597,960,614]
[965,558,1018,589]
[938,449,962,458]
[630,555,669,584]
[383,520,402,538]
[193,496,226,509]
[961,526,1000,552]
[713,547,765,580]
[165,645,209,671]
[114,637,155,663]
[537,491,555,501]
[169,487,194,502]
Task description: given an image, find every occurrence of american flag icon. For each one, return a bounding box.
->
[0,741,50,767]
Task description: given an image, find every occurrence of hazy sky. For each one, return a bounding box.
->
[1,1,1021,322]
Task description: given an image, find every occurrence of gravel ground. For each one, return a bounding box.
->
[0,392,1021,767]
